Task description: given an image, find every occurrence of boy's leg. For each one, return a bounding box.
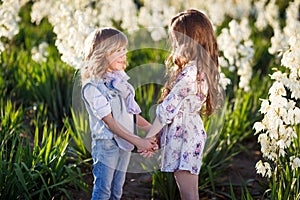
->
[91,139,119,200]
[110,150,131,200]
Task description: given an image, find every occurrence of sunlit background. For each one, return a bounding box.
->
[0,0,299,199]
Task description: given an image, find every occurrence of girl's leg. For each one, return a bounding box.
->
[174,170,199,200]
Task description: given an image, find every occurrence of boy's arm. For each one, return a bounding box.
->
[102,113,155,151]
[136,114,152,132]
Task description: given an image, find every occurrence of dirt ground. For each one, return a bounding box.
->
[69,136,265,200]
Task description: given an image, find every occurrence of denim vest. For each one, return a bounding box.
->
[82,79,134,151]
[81,79,114,149]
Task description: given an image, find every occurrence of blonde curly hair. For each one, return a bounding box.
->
[81,27,128,84]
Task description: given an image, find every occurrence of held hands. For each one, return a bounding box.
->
[138,117,163,158]
[138,136,159,158]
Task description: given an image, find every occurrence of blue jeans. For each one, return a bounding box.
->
[91,139,131,200]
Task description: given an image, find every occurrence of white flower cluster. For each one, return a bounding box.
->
[253,81,300,158]
[253,0,280,31]
[1,0,254,71]
[217,18,254,92]
[94,0,139,32]
[268,0,300,55]
[0,0,29,54]
[188,0,252,26]
[30,0,142,69]
[209,0,252,25]
[27,0,256,69]
[31,0,99,69]
[254,33,300,177]
[138,0,176,41]
[31,42,49,63]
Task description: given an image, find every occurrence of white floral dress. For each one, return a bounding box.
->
[156,62,208,175]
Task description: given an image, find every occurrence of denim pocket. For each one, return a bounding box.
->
[102,139,118,151]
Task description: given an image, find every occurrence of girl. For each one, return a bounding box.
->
[142,9,223,200]
[81,27,155,200]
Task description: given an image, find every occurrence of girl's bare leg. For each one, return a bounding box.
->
[174,170,199,200]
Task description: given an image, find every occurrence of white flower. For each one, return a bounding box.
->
[219,72,231,89]
[258,133,270,155]
[31,42,49,63]
[290,157,300,171]
[253,122,265,134]
[259,99,270,114]
[294,107,300,124]
[270,71,286,81]
[256,160,272,178]
[269,81,286,98]
[255,160,265,175]
[268,28,287,55]
[276,139,285,149]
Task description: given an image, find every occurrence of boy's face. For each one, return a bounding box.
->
[107,46,127,71]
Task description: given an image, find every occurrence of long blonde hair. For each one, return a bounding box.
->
[81,27,128,84]
[160,9,222,116]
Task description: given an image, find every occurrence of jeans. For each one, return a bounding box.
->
[91,139,131,200]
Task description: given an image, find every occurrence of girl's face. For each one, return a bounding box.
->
[107,46,127,71]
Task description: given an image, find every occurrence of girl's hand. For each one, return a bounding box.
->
[138,137,159,158]
[139,149,157,158]
[136,137,157,152]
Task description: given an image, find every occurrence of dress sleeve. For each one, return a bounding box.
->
[156,67,197,126]
[82,84,111,119]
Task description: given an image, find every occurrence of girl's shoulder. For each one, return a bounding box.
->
[184,60,197,73]
[176,62,197,83]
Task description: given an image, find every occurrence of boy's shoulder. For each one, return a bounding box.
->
[82,79,109,94]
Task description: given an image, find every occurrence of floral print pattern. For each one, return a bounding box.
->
[157,62,208,175]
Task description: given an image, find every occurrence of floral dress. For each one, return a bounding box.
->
[156,61,208,175]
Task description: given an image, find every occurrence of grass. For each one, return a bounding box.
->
[1,1,299,199]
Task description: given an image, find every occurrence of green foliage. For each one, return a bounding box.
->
[0,48,74,127]
[0,4,87,198]
[0,99,86,199]
[1,1,299,199]
[0,99,27,199]
[16,3,57,51]
[26,60,74,127]
[64,108,92,161]
[151,171,180,200]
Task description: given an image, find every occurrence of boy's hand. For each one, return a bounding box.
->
[136,137,156,152]
[138,139,159,158]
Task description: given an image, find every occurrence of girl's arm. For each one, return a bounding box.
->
[139,117,162,158]
[145,117,163,138]
[102,113,155,151]
[136,114,152,132]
